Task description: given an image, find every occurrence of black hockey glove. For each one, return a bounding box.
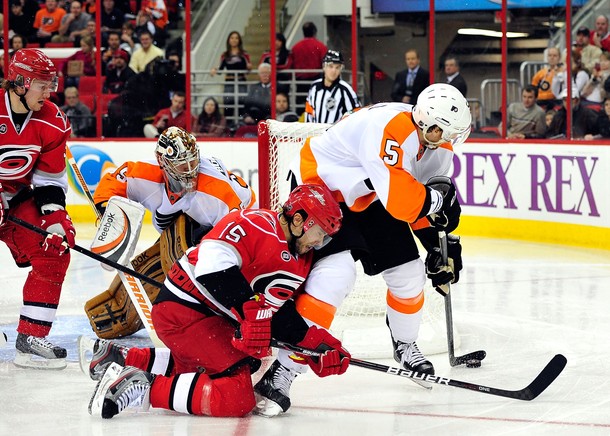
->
[425,176,460,232]
[425,234,462,296]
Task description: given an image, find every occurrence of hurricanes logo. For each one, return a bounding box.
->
[281,251,291,262]
[0,124,7,134]
[0,145,39,179]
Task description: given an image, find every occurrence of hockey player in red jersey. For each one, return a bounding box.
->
[0,49,74,369]
[86,184,350,419]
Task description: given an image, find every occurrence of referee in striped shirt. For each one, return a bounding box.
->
[304,50,361,123]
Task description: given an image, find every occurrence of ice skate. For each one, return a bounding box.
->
[14,333,67,370]
[253,360,299,417]
[78,336,128,380]
[0,331,7,349]
[89,363,154,419]
[392,339,434,389]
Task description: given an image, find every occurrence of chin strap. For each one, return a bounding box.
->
[284,214,304,256]
[10,85,31,112]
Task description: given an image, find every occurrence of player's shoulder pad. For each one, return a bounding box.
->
[129,159,164,179]
[239,209,279,232]
[202,156,229,178]
[32,101,71,133]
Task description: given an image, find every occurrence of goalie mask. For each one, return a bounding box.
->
[283,184,342,238]
[412,83,471,149]
[155,126,200,195]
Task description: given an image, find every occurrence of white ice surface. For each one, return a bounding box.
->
[1,227,609,436]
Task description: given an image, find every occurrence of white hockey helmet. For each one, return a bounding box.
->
[155,126,200,195]
[412,83,472,149]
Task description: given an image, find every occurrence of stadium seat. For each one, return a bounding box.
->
[98,93,119,115]
[44,42,74,48]
[78,76,99,94]
[80,94,96,113]
[233,125,258,138]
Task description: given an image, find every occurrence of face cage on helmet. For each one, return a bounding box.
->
[161,155,200,194]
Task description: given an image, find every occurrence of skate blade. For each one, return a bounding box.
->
[78,335,96,379]
[0,332,7,349]
[14,351,67,370]
[253,393,285,418]
[89,362,123,416]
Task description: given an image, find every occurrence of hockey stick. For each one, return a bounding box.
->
[271,339,566,401]
[438,230,487,366]
[66,146,165,347]
[7,215,161,287]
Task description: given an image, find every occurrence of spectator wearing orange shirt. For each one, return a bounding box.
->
[531,47,562,111]
[33,0,66,47]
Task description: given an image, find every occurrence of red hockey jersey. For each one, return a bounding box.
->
[0,90,71,198]
[165,208,313,317]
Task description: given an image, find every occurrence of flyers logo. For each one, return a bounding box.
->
[0,145,39,179]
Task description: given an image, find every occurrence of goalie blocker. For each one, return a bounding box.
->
[85,213,204,339]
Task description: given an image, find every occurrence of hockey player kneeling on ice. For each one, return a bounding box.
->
[85,126,256,339]
[254,83,469,415]
[0,50,75,370]
[86,185,350,419]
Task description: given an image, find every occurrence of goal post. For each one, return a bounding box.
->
[257,119,459,358]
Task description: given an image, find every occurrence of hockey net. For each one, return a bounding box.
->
[257,120,458,358]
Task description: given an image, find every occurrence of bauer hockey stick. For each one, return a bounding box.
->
[271,339,567,401]
[438,230,487,367]
[65,146,165,347]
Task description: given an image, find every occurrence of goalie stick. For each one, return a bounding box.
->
[65,146,165,348]
[271,339,567,401]
[439,230,487,366]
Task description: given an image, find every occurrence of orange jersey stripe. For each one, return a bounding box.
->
[93,161,163,205]
[196,173,247,212]
[383,113,427,223]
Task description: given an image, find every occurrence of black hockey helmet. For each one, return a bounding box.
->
[322,50,344,65]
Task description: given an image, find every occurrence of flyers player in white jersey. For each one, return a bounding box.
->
[85,185,350,419]
[255,83,472,415]
[86,126,257,339]
[0,49,75,369]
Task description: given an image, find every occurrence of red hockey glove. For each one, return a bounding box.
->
[296,326,351,377]
[231,295,273,357]
[40,209,76,255]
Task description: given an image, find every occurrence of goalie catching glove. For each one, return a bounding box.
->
[425,176,461,233]
[295,326,351,377]
[426,233,463,296]
[231,295,273,357]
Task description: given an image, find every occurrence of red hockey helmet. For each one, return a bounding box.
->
[283,184,342,236]
[7,49,58,92]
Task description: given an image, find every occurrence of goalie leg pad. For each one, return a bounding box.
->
[85,243,165,339]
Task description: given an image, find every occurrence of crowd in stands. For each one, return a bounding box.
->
[2,3,610,140]
[1,0,185,137]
